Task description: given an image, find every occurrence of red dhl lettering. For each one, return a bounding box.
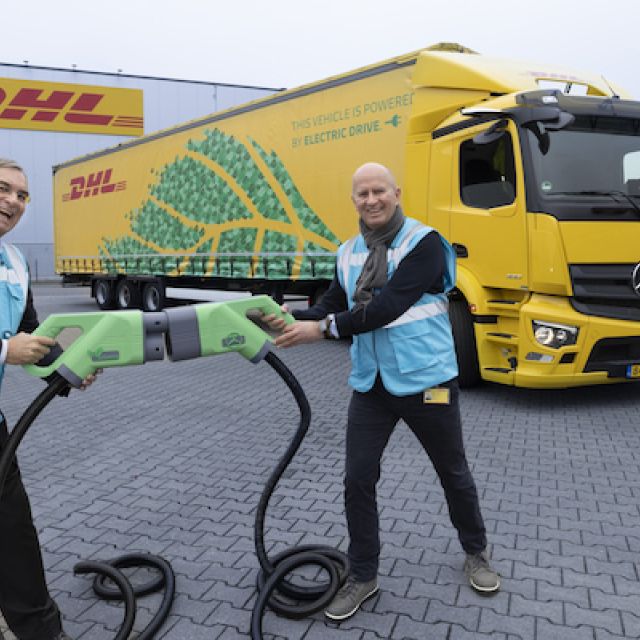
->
[61,169,126,201]
[0,86,141,129]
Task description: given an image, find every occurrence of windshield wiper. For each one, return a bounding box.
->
[553,190,640,216]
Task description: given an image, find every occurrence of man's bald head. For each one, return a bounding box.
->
[352,162,398,192]
[351,162,401,230]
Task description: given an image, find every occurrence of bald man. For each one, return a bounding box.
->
[264,162,499,621]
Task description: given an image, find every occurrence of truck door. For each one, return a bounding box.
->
[448,123,528,292]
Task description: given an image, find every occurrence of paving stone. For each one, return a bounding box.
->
[5,287,640,640]
[391,616,450,639]
[536,619,596,639]
[564,603,623,635]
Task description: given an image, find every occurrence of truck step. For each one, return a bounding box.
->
[485,331,517,345]
[486,299,523,312]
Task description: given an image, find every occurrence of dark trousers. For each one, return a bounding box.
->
[0,418,62,640]
[345,377,487,581]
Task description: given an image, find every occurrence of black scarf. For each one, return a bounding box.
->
[352,206,405,314]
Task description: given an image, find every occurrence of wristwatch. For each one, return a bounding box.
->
[318,314,336,339]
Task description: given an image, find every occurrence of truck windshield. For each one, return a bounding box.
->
[524,114,640,220]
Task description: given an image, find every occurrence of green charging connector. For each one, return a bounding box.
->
[165,295,294,363]
[23,296,292,384]
[24,311,167,387]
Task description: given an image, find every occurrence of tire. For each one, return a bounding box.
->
[115,279,142,310]
[142,281,166,312]
[449,298,481,388]
[95,279,116,310]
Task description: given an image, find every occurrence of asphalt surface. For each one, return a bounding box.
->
[2,283,640,639]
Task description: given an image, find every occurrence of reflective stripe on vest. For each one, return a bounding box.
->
[0,243,29,387]
[338,221,428,286]
[2,244,28,301]
[384,298,449,328]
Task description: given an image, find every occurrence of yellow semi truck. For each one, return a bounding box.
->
[54,45,640,389]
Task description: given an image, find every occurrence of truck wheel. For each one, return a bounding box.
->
[95,279,116,310]
[142,281,166,312]
[449,298,481,388]
[115,279,141,310]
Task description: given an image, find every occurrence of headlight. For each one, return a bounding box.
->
[532,321,578,349]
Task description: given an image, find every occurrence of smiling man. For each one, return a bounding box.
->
[263,162,499,621]
[0,158,77,640]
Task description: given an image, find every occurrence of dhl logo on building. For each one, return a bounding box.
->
[62,168,126,201]
[0,77,143,136]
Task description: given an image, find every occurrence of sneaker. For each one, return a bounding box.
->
[53,632,73,640]
[464,550,500,594]
[325,576,379,621]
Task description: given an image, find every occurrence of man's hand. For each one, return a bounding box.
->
[261,305,323,348]
[79,369,102,390]
[261,304,291,333]
[6,332,55,365]
[274,321,323,348]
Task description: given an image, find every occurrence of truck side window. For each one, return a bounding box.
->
[460,134,516,209]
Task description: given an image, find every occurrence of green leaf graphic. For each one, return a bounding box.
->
[187,129,290,223]
[103,128,339,280]
[151,156,251,224]
[250,139,340,245]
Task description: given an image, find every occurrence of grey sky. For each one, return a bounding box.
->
[2,0,637,97]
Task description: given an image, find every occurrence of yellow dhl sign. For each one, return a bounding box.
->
[0,77,143,136]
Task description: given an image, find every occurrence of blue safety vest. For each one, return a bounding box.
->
[336,218,458,395]
[0,243,29,389]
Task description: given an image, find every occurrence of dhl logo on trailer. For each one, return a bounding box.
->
[0,77,143,136]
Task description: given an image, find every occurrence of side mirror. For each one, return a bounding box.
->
[543,111,575,130]
[522,110,574,155]
[473,119,509,145]
[524,121,550,155]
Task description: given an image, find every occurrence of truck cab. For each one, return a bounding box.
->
[406,52,640,387]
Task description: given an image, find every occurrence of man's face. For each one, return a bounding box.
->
[0,168,29,238]
[351,166,400,230]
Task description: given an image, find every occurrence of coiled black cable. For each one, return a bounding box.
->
[73,561,136,640]
[0,375,175,639]
[251,352,349,639]
[0,351,348,640]
[75,553,175,640]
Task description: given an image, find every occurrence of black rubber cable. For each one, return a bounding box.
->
[0,375,175,640]
[251,352,349,639]
[88,553,176,640]
[73,561,136,640]
[0,351,349,640]
[0,375,69,497]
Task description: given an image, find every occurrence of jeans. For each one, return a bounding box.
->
[0,417,62,640]
[344,377,487,581]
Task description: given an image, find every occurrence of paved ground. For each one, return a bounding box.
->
[2,284,640,639]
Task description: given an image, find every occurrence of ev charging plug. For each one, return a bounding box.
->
[24,310,167,387]
[164,295,293,363]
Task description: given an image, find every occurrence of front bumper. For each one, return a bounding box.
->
[477,294,640,388]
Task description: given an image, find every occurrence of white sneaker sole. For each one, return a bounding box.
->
[469,575,501,594]
[324,585,379,621]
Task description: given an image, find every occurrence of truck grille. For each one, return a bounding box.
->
[569,264,640,322]
[584,336,640,377]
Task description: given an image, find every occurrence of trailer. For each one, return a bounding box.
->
[54,44,640,388]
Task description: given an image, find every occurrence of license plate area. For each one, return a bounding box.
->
[626,364,640,378]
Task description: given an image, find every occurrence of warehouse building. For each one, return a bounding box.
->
[0,63,280,279]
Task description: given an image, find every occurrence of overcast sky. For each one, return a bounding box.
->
[1,0,638,97]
